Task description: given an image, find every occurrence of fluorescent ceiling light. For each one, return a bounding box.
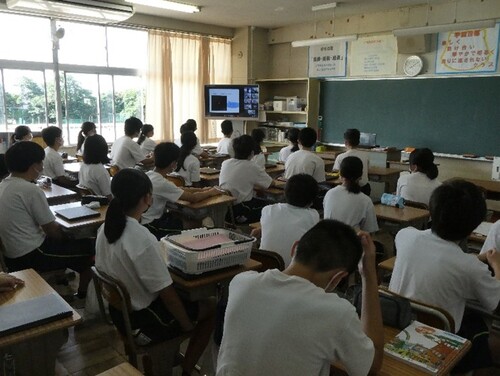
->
[393,20,496,37]
[312,2,336,12]
[125,0,200,13]
[292,34,357,48]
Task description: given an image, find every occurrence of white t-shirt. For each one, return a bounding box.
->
[217,270,374,376]
[78,163,112,197]
[142,171,184,225]
[110,136,146,170]
[333,149,370,186]
[389,228,500,331]
[43,147,65,179]
[95,217,172,311]
[481,220,500,254]
[217,138,234,157]
[193,138,203,156]
[174,154,200,186]
[284,149,325,183]
[140,138,156,155]
[279,144,296,163]
[260,203,320,266]
[251,153,266,170]
[396,171,441,206]
[0,176,54,258]
[323,185,379,233]
[219,159,273,204]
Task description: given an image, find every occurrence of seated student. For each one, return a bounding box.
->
[11,125,33,144]
[333,128,370,196]
[481,219,500,255]
[173,131,201,187]
[137,123,156,155]
[396,148,441,206]
[279,127,299,163]
[95,168,215,376]
[0,273,24,292]
[219,135,273,224]
[284,127,325,183]
[324,156,379,233]
[110,117,154,170]
[79,134,112,200]
[389,180,500,373]
[0,141,94,298]
[142,142,223,240]
[256,174,320,266]
[76,121,96,157]
[250,128,266,170]
[179,119,208,159]
[217,119,234,156]
[217,220,384,376]
[41,126,76,187]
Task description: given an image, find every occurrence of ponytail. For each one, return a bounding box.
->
[425,163,439,180]
[287,128,300,153]
[175,131,197,172]
[344,180,361,194]
[77,122,96,151]
[410,148,438,181]
[11,125,32,144]
[76,130,85,152]
[104,198,127,244]
[137,123,154,146]
[340,156,363,194]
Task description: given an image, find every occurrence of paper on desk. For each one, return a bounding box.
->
[473,222,492,237]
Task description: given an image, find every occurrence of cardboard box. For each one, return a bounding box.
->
[273,100,286,112]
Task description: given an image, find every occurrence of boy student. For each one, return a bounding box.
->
[254,174,320,266]
[0,142,94,298]
[219,134,273,223]
[217,119,234,157]
[333,128,370,196]
[142,142,224,240]
[284,127,325,183]
[217,220,384,376]
[389,180,500,372]
[41,126,75,187]
[110,116,154,170]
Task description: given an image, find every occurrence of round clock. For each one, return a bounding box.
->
[403,55,423,77]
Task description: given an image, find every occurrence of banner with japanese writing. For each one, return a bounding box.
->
[308,43,347,78]
[436,24,499,74]
[349,35,397,76]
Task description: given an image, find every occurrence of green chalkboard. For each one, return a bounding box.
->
[320,77,500,156]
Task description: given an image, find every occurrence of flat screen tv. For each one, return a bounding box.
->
[204,84,259,120]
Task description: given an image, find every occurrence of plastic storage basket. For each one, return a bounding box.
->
[160,227,255,275]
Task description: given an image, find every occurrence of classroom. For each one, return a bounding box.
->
[0,0,499,375]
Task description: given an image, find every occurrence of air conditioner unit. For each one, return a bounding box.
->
[6,0,135,24]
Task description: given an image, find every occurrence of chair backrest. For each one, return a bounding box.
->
[109,165,120,177]
[75,184,96,197]
[251,249,285,271]
[0,238,8,272]
[166,174,185,187]
[404,200,429,210]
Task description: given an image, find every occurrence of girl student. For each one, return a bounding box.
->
[137,123,156,155]
[10,125,33,144]
[76,122,97,156]
[174,131,201,187]
[95,168,215,376]
[250,128,266,169]
[278,127,299,163]
[79,134,112,200]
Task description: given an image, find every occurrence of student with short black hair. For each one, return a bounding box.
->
[279,127,299,163]
[284,127,325,182]
[217,120,234,156]
[137,123,156,155]
[10,125,33,144]
[76,121,96,156]
[0,141,94,298]
[110,117,154,169]
[217,220,384,376]
[174,131,201,187]
[250,128,266,169]
[79,134,112,199]
[41,126,75,187]
[389,180,500,372]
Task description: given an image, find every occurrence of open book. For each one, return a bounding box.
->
[384,321,470,374]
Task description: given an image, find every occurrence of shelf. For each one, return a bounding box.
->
[264,111,307,115]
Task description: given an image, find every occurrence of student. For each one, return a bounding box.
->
[333,128,370,195]
[278,127,299,163]
[219,135,273,223]
[179,119,208,158]
[256,174,320,266]
[10,125,33,144]
[284,127,325,183]
[217,220,383,376]
[389,180,500,372]
[79,134,112,199]
[0,141,94,298]
[217,119,234,156]
[76,121,96,156]
[110,117,154,170]
[324,156,379,233]
[41,126,75,187]
[396,148,441,206]
[95,168,215,376]
[250,128,266,170]
[480,220,500,255]
[173,131,201,187]
[142,142,223,240]
[0,273,24,292]
[137,123,156,155]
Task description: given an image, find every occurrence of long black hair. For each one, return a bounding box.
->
[175,131,197,172]
[410,148,439,180]
[76,122,96,152]
[83,134,109,165]
[137,123,154,145]
[286,128,299,153]
[251,128,265,155]
[104,168,152,243]
[340,156,363,194]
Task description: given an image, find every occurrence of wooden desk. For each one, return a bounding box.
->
[199,154,229,168]
[42,183,78,205]
[173,194,236,227]
[199,172,220,187]
[51,201,107,230]
[374,204,430,229]
[254,184,286,202]
[448,177,500,200]
[368,166,401,193]
[64,162,111,176]
[0,269,81,375]
[97,362,142,376]
[265,164,285,178]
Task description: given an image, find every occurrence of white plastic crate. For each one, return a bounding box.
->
[160,228,255,275]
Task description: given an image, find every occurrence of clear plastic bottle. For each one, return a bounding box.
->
[3,353,15,376]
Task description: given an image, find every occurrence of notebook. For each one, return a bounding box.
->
[55,206,100,221]
[0,293,73,337]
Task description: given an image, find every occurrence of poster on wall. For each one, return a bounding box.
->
[308,43,347,78]
[436,24,499,74]
[349,35,397,76]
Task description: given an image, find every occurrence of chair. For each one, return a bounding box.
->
[91,266,189,376]
[404,200,429,210]
[109,165,120,177]
[166,174,185,187]
[251,249,285,271]
[75,184,96,197]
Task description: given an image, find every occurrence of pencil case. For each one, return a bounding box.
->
[381,193,405,208]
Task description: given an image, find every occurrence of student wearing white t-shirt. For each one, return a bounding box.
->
[217,120,234,157]
[324,156,378,233]
[76,121,96,157]
[173,131,201,186]
[179,119,208,159]
[481,220,500,255]
[278,127,299,163]
[217,220,384,376]
[78,134,112,200]
[95,168,215,376]
[389,180,500,372]
[250,128,266,170]
[136,123,157,155]
[284,127,325,183]
[41,126,76,188]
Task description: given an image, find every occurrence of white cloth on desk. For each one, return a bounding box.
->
[333,149,369,186]
[78,163,111,197]
[279,144,295,163]
[284,149,325,183]
[396,171,441,206]
[217,269,374,376]
[217,137,234,157]
[110,136,146,169]
[43,147,65,179]
[140,137,156,155]
[174,154,200,187]
[142,171,184,225]
[481,220,500,254]
[389,227,500,331]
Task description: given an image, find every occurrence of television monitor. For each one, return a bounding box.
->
[204,84,259,120]
[359,132,377,148]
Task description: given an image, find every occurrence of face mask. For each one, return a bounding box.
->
[324,271,345,293]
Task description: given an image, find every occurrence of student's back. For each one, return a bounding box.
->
[284,128,325,182]
[79,134,111,197]
[110,117,147,169]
